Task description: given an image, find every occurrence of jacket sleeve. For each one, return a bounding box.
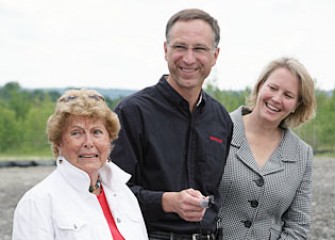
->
[12,196,54,240]
[110,103,166,221]
[279,144,313,239]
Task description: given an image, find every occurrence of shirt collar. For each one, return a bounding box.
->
[56,156,131,194]
[158,75,205,110]
[196,92,203,107]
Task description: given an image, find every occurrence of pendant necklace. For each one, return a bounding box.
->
[89,176,101,193]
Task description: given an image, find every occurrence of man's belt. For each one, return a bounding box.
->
[149,231,216,240]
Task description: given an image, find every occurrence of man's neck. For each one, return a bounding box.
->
[166,76,202,112]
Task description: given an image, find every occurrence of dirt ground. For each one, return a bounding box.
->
[0,157,334,240]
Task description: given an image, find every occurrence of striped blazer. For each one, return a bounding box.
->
[218,107,313,240]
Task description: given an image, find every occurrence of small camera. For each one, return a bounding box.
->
[200,195,215,208]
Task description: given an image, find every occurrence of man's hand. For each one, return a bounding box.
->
[162,188,207,222]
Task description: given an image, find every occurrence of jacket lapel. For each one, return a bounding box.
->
[231,107,299,176]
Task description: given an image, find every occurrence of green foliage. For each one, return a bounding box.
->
[105,96,123,110]
[0,106,18,152]
[0,82,127,156]
[20,100,55,154]
[0,82,32,120]
[294,89,335,154]
[206,82,251,112]
[0,82,59,155]
[205,83,335,155]
[0,81,334,156]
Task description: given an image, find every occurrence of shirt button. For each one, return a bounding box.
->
[241,220,252,228]
[248,200,259,208]
[254,177,264,187]
[116,218,121,223]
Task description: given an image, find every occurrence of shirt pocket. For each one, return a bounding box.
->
[53,214,88,239]
[202,139,228,190]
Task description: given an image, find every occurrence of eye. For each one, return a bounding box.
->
[284,93,295,99]
[70,130,82,137]
[193,47,208,53]
[267,84,277,91]
[93,129,104,136]
[172,45,187,51]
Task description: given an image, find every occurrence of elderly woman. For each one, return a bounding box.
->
[218,57,316,239]
[12,89,148,240]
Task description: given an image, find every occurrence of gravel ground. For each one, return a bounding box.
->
[0,157,334,240]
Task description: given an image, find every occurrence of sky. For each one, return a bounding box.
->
[0,0,334,91]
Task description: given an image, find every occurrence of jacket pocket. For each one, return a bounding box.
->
[53,214,88,239]
[55,217,87,230]
[268,226,281,240]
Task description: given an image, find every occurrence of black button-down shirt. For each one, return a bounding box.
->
[110,75,233,234]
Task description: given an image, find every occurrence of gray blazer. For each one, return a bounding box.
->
[218,107,313,240]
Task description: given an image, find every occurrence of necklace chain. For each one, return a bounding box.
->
[89,176,101,193]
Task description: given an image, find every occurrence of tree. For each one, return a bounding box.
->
[20,95,55,155]
[0,82,32,120]
[0,106,19,152]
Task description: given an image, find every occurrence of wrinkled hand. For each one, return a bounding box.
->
[162,188,206,222]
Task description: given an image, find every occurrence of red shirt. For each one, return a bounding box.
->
[97,186,124,240]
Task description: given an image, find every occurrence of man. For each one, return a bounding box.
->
[110,8,233,240]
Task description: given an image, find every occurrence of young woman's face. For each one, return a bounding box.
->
[59,115,111,175]
[255,67,300,126]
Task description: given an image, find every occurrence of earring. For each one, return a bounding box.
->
[57,147,64,163]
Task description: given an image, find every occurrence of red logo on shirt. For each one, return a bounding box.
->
[209,136,223,143]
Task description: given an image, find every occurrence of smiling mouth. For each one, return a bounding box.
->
[180,67,197,72]
[79,154,99,159]
[266,102,281,112]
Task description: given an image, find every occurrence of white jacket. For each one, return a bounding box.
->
[13,157,148,240]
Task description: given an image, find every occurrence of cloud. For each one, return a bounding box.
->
[0,0,334,90]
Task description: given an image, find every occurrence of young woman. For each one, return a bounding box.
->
[218,57,316,240]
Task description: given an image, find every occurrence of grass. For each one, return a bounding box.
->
[0,153,53,161]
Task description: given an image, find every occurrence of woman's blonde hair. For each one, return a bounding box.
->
[47,89,120,157]
[246,57,316,128]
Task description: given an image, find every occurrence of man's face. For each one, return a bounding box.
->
[164,19,219,94]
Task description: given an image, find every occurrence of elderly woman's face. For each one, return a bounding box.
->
[59,115,111,175]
